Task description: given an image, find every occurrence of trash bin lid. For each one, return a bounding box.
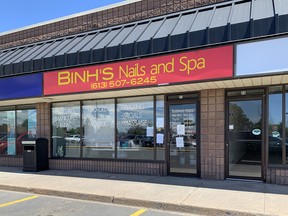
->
[22,140,36,145]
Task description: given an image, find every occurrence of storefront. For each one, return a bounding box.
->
[41,44,232,177]
[1,0,288,185]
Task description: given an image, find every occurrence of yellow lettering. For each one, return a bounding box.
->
[87,70,99,82]
[179,56,187,72]
[165,58,174,73]
[74,72,86,83]
[197,58,206,69]
[119,65,129,78]
[58,71,70,85]
[102,67,114,80]
[150,64,158,75]
[179,56,206,75]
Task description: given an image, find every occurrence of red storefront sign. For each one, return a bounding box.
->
[43,46,233,95]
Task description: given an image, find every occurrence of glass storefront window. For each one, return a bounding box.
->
[286,86,288,165]
[52,102,80,158]
[82,99,115,158]
[0,111,9,155]
[156,95,165,160]
[117,96,154,160]
[51,96,166,160]
[268,86,283,164]
[0,110,15,155]
[0,106,36,156]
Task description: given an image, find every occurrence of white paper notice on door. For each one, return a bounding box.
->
[176,137,184,148]
[156,133,164,144]
[156,118,164,128]
[177,125,185,135]
[146,127,153,137]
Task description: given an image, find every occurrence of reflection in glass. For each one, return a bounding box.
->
[156,96,165,160]
[228,100,262,178]
[52,102,80,158]
[286,88,288,165]
[0,111,8,155]
[16,109,36,155]
[117,96,154,160]
[0,107,36,156]
[169,103,197,174]
[0,110,15,155]
[268,91,283,164]
[82,99,115,158]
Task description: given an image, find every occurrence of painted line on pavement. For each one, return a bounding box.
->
[0,195,39,208]
[130,208,147,216]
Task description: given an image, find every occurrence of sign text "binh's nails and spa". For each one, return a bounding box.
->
[43,46,233,95]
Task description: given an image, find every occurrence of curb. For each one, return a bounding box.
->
[0,184,273,216]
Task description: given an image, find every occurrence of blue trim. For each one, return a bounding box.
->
[0,73,42,100]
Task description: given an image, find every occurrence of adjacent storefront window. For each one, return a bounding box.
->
[285,87,288,165]
[52,102,81,158]
[0,106,36,156]
[268,86,283,164]
[117,96,154,160]
[51,95,168,161]
[268,85,288,165]
[156,96,165,160]
[82,99,115,158]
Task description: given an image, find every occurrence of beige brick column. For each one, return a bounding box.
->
[36,103,51,154]
[200,89,225,180]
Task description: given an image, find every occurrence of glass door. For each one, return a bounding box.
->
[227,99,263,179]
[168,103,198,175]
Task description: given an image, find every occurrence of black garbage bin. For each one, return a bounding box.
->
[22,138,49,172]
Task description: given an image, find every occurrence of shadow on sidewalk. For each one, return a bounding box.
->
[1,166,287,195]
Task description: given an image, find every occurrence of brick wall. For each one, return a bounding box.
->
[0,156,22,167]
[0,0,226,49]
[267,168,288,185]
[200,89,225,180]
[36,103,51,154]
[49,159,167,176]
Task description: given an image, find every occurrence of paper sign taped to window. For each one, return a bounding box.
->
[176,137,184,148]
[156,133,164,144]
[177,125,185,135]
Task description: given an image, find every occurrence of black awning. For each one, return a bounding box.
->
[0,0,287,76]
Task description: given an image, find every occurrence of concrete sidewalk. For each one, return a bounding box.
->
[0,166,287,216]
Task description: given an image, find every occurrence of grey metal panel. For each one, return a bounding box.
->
[11,44,43,63]
[252,0,274,20]
[43,38,75,57]
[33,39,65,60]
[0,50,14,62]
[274,0,288,15]
[231,2,251,24]
[190,9,214,31]
[56,36,83,55]
[22,42,52,61]
[122,22,149,45]
[137,19,164,41]
[67,34,96,53]
[108,25,135,47]
[80,31,108,51]
[171,12,196,36]
[210,6,231,28]
[0,51,7,59]
[94,28,122,49]
[0,49,16,63]
[4,45,34,64]
[0,47,26,64]
[154,16,179,38]
[0,52,9,63]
